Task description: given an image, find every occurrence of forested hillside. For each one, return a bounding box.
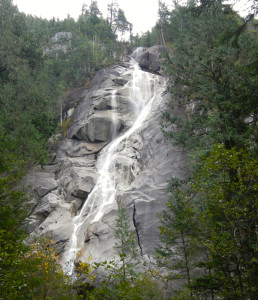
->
[0,0,132,163]
[155,1,258,299]
[0,0,257,299]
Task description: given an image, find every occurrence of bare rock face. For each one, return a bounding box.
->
[61,167,98,201]
[123,92,188,256]
[51,32,72,43]
[25,49,188,274]
[132,45,167,74]
[44,32,72,55]
[26,171,58,198]
[66,66,133,142]
[34,192,61,216]
[75,110,123,142]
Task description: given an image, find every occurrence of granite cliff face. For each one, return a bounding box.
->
[25,47,188,274]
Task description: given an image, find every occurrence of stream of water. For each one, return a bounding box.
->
[61,58,166,275]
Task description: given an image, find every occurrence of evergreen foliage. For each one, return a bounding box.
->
[0,0,131,167]
[1,0,257,298]
[157,0,258,299]
[0,1,134,298]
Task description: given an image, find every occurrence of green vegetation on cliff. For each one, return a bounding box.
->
[0,0,132,165]
[0,1,133,298]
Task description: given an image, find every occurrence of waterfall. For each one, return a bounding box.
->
[61,58,166,276]
[111,90,118,140]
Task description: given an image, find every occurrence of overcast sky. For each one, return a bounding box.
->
[12,0,173,35]
[12,0,250,35]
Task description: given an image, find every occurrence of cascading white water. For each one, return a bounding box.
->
[111,90,118,140]
[61,59,166,276]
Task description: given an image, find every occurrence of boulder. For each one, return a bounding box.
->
[58,166,98,202]
[35,176,58,197]
[34,192,61,217]
[26,172,58,197]
[139,51,160,72]
[71,168,98,199]
[134,45,167,74]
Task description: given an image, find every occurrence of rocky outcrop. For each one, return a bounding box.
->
[65,64,132,142]
[74,110,123,142]
[51,32,72,44]
[25,49,188,273]
[44,32,72,54]
[123,92,187,256]
[25,61,135,241]
[132,45,167,74]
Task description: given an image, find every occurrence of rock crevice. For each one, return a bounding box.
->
[133,203,143,256]
[24,46,188,270]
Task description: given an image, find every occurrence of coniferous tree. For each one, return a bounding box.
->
[158,1,258,298]
[114,201,140,282]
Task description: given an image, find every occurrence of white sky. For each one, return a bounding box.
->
[12,0,251,35]
[12,0,173,35]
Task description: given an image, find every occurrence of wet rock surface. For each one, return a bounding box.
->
[132,45,167,74]
[25,48,188,272]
